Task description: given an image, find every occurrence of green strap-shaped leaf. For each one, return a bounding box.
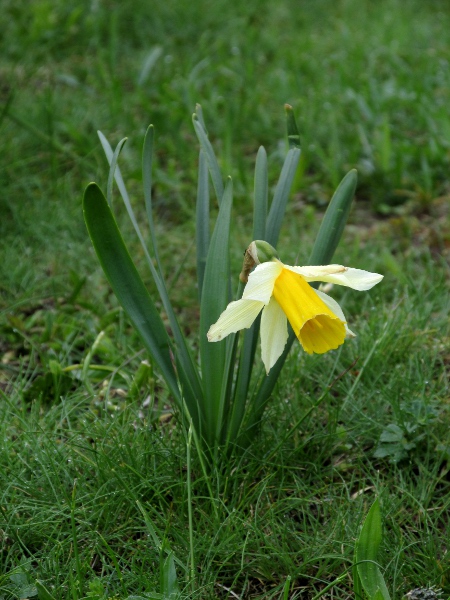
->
[233,109,301,442]
[196,149,210,302]
[265,104,301,246]
[199,178,233,447]
[253,145,268,240]
[356,499,391,600]
[265,146,301,246]
[107,137,127,208]
[83,183,180,403]
[308,169,357,266]
[229,146,269,439]
[142,125,163,275]
[99,130,204,416]
[285,104,301,150]
[247,169,357,440]
[228,318,259,443]
[192,112,224,204]
[195,103,208,133]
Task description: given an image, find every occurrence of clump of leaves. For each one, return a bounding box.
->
[374,398,440,463]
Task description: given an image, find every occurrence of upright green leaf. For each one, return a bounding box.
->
[196,149,210,302]
[285,103,301,150]
[99,130,204,416]
[98,130,131,210]
[142,125,163,275]
[107,137,127,208]
[355,499,391,600]
[253,146,268,240]
[228,145,269,440]
[234,109,301,441]
[83,183,180,403]
[192,112,224,204]
[308,169,357,266]
[264,103,301,245]
[199,178,233,447]
[195,103,208,132]
[248,169,357,440]
[265,146,301,246]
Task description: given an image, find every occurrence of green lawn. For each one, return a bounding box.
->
[1,0,449,598]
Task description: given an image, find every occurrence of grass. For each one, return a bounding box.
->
[1,0,450,598]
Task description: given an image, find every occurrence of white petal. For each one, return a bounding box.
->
[286,264,383,291]
[260,298,288,373]
[207,299,264,342]
[242,260,283,303]
[315,289,356,338]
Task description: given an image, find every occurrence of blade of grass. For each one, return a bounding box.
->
[5,106,80,162]
[136,501,187,572]
[70,481,83,597]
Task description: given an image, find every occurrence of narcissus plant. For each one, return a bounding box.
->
[83,105,384,457]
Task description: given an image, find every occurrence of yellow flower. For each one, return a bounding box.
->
[207,257,383,373]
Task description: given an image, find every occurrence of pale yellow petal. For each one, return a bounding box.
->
[285,264,383,291]
[207,299,264,342]
[242,260,283,303]
[260,298,288,373]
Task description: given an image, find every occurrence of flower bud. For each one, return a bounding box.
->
[239,240,279,282]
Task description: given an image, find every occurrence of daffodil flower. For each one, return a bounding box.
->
[207,242,383,373]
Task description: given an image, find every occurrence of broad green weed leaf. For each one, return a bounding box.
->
[356,499,391,600]
[35,581,57,600]
[160,551,179,598]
